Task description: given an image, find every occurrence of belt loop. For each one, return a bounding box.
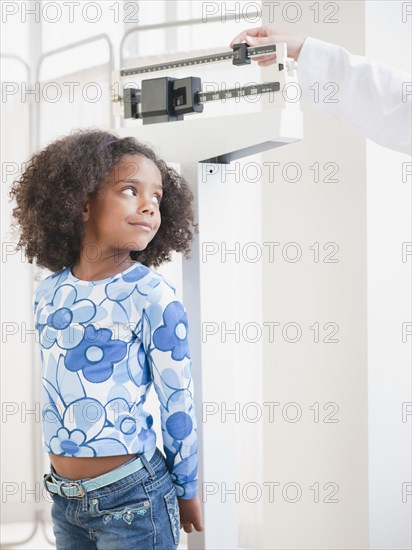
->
[80,483,88,511]
[140,449,157,480]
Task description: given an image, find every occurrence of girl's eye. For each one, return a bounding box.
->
[122,187,162,204]
[122,187,136,196]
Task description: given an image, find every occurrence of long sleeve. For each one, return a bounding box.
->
[141,278,199,499]
[297,36,412,156]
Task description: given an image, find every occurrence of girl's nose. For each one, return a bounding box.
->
[139,195,156,214]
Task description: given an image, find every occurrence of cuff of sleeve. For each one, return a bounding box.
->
[174,480,198,500]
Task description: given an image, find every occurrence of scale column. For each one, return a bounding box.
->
[181,163,239,550]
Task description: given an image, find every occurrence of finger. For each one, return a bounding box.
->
[229,26,268,47]
[246,34,277,47]
[229,30,250,48]
[184,525,194,533]
[250,53,277,62]
[194,521,205,532]
[258,58,277,67]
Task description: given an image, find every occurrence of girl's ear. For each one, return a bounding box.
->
[82,200,90,222]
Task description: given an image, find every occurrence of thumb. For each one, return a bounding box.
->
[246,34,274,46]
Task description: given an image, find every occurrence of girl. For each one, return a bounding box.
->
[9,129,204,549]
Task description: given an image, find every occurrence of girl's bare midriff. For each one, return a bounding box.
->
[49,453,138,480]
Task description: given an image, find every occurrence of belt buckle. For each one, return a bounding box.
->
[43,473,85,498]
[64,481,85,498]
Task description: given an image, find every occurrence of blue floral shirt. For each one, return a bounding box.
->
[33,261,198,499]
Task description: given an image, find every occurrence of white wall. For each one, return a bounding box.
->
[366,2,412,549]
[261,1,368,548]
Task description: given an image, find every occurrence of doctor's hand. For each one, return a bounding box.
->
[229,25,306,65]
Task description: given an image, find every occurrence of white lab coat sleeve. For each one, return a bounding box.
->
[297,36,412,155]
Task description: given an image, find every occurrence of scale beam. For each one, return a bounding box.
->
[120,43,278,77]
[113,42,297,126]
[113,41,302,161]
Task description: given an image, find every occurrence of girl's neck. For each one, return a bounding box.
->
[71,253,136,281]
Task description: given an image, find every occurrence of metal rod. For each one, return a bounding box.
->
[119,11,262,67]
[198,81,280,103]
[120,44,277,78]
[121,51,234,77]
[1,54,33,153]
[35,33,115,147]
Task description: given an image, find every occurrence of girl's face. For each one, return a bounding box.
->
[82,154,163,256]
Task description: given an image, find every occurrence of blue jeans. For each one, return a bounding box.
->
[46,447,180,549]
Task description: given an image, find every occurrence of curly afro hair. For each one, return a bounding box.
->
[9,129,198,272]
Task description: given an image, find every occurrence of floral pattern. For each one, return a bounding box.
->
[36,285,96,349]
[34,262,198,499]
[65,325,127,383]
[153,301,190,361]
